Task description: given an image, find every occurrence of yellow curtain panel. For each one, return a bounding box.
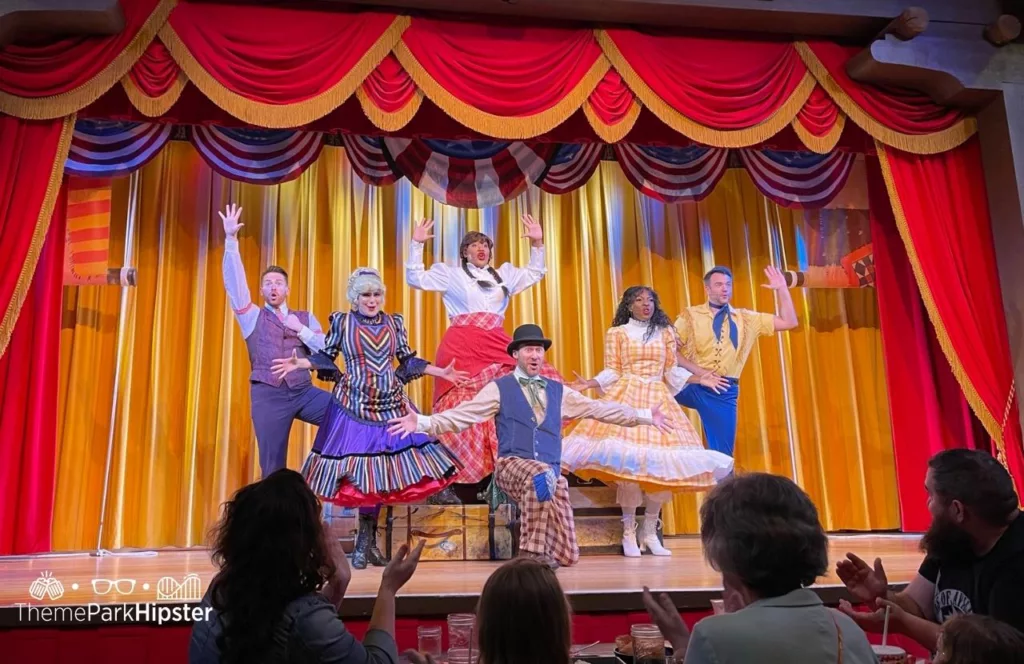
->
[54,141,899,550]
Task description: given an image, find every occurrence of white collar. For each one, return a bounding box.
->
[627,317,649,330]
[265,303,289,316]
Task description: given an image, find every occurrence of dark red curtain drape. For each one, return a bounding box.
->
[868,158,991,531]
[0,181,66,554]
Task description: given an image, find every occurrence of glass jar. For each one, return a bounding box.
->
[447,613,477,656]
[631,623,666,664]
[416,625,442,657]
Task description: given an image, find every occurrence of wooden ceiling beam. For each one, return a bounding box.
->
[0,0,124,47]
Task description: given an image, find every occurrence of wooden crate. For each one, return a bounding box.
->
[378,504,516,561]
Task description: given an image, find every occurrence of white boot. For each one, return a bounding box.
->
[641,513,672,556]
[621,516,642,558]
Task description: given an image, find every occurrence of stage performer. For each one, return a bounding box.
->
[563,286,735,558]
[405,216,563,499]
[220,203,332,478]
[387,324,671,569]
[271,267,468,569]
[674,265,798,458]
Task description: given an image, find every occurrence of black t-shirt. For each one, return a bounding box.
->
[918,514,1024,631]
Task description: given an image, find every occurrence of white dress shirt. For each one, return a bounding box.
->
[405,240,547,317]
[593,318,694,394]
[222,236,325,351]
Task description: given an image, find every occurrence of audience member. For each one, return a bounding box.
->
[643,472,877,664]
[189,468,423,664]
[406,557,573,664]
[933,614,1024,664]
[837,449,1024,652]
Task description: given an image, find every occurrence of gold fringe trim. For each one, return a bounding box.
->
[0,114,76,358]
[597,29,816,148]
[160,15,410,128]
[0,0,176,120]
[121,70,187,117]
[876,141,1016,485]
[796,43,977,155]
[583,98,641,143]
[792,111,847,154]
[393,40,610,140]
[356,86,423,132]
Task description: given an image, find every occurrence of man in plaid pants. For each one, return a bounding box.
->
[390,324,671,568]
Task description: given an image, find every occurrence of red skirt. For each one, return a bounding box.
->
[433,313,563,483]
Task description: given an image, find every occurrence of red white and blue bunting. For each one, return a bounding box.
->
[65,121,171,179]
[65,121,857,209]
[191,126,325,185]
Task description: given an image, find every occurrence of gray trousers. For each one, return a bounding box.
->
[250,381,333,477]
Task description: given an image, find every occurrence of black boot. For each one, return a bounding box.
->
[351,517,371,570]
[426,486,462,505]
[361,514,389,567]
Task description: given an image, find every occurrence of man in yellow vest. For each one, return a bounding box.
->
[674,265,797,457]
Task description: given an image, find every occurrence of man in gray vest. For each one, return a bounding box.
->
[388,324,671,568]
[220,204,333,477]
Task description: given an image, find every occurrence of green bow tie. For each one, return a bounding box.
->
[518,376,547,388]
[518,375,546,414]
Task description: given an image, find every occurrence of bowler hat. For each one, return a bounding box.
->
[506,324,552,356]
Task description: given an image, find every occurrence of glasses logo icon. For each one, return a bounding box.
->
[29,571,65,601]
[91,579,136,595]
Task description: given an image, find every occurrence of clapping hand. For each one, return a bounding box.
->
[643,586,690,653]
[412,219,435,244]
[836,553,889,604]
[381,541,425,593]
[219,204,243,237]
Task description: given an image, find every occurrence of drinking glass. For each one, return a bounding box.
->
[631,623,666,664]
[447,613,477,656]
[416,625,442,658]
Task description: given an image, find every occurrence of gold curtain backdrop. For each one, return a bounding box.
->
[54,141,899,551]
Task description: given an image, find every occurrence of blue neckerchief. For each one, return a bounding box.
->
[711,303,738,349]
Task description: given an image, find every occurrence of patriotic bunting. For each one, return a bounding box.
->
[65,121,171,178]
[191,126,325,185]
[65,121,859,210]
[614,144,729,203]
[739,148,855,208]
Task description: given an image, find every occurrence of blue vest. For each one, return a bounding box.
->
[494,374,563,473]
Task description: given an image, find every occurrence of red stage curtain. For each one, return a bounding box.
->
[868,158,991,531]
[797,42,975,154]
[123,39,185,117]
[793,85,845,154]
[0,0,171,119]
[161,4,407,127]
[875,139,1024,498]
[585,70,640,143]
[0,180,66,555]
[395,17,608,138]
[357,54,422,132]
[599,30,814,146]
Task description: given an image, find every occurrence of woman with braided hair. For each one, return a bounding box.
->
[405,217,563,494]
[563,286,734,559]
[272,267,467,568]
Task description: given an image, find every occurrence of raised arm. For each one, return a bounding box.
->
[220,204,259,339]
[763,265,798,331]
[561,387,674,433]
[388,382,501,438]
[405,220,452,292]
[495,214,547,295]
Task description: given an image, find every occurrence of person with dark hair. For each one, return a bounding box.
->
[406,557,574,664]
[642,473,877,664]
[389,324,671,568]
[673,264,798,458]
[934,614,1024,664]
[220,203,333,477]
[189,468,425,664]
[564,286,733,558]
[837,448,1024,652]
[272,267,467,568]
[405,217,563,499]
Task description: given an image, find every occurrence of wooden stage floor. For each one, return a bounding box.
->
[0,534,923,626]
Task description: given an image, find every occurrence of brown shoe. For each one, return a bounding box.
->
[518,550,559,570]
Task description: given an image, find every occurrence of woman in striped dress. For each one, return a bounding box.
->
[272,267,466,568]
[562,286,733,558]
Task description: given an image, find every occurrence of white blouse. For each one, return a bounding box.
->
[405,240,547,317]
[594,318,693,394]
